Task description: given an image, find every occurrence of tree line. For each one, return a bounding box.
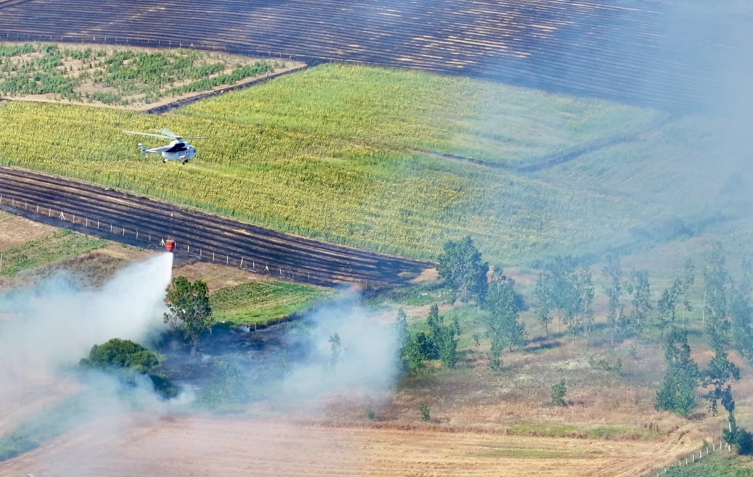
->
[397,237,753,453]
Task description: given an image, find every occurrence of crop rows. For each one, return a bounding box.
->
[0,93,647,264]
[0,61,661,263]
[0,42,277,106]
[0,0,748,109]
[210,280,332,326]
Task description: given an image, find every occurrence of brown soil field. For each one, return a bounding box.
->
[0,416,698,477]
[0,371,80,434]
[172,260,262,292]
[0,242,154,289]
[0,213,56,252]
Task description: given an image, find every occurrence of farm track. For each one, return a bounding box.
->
[0,167,432,287]
[0,0,749,110]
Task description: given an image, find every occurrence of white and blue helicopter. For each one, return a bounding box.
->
[123,129,204,164]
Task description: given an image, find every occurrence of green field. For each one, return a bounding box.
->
[0,43,276,106]
[658,453,753,477]
[0,61,737,265]
[0,229,107,276]
[182,64,661,166]
[210,280,331,326]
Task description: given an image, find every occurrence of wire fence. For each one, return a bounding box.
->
[0,193,318,283]
[651,437,731,476]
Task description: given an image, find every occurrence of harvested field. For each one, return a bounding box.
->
[0,0,748,110]
[0,417,698,477]
[172,260,261,292]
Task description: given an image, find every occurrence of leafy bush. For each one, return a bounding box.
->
[199,359,249,411]
[80,338,177,398]
[551,379,567,406]
[81,338,160,373]
[419,404,431,422]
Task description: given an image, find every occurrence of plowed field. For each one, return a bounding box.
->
[0,166,431,287]
[0,0,749,109]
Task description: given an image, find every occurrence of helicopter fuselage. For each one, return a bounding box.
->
[139,139,197,163]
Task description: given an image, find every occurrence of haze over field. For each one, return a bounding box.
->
[1,0,753,475]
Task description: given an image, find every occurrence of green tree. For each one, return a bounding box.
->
[199,358,249,410]
[603,252,624,346]
[704,242,729,331]
[699,244,741,415]
[533,271,553,336]
[702,347,740,415]
[656,328,699,417]
[626,269,651,336]
[730,259,753,361]
[163,276,212,355]
[551,379,567,406]
[655,280,681,336]
[534,256,580,335]
[403,332,435,372]
[395,309,411,371]
[653,262,691,336]
[571,267,595,349]
[427,304,460,368]
[678,259,695,326]
[483,274,526,369]
[437,236,489,303]
[328,333,342,370]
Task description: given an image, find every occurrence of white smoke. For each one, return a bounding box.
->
[280,290,399,399]
[0,252,178,447]
[0,253,173,371]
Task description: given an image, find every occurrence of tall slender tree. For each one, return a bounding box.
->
[573,267,595,349]
[656,328,699,418]
[534,256,580,335]
[533,272,553,336]
[730,259,753,361]
[483,273,526,369]
[627,269,652,336]
[603,252,624,346]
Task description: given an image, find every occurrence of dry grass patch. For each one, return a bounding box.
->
[0,215,56,252]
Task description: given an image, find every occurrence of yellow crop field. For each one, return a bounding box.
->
[0,64,654,262]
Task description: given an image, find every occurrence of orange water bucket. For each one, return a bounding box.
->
[165,239,176,252]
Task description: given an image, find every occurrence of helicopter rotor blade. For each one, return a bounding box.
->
[179,136,209,140]
[123,130,172,139]
[153,128,179,139]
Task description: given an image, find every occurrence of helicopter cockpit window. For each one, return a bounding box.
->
[166,142,188,153]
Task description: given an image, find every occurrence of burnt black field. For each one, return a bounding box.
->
[1,0,750,110]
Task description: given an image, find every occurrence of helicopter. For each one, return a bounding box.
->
[123,129,205,164]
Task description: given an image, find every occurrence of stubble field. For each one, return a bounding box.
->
[0,416,698,477]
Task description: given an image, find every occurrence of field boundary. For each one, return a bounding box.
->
[145,63,316,114]
[403,113,676,173]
